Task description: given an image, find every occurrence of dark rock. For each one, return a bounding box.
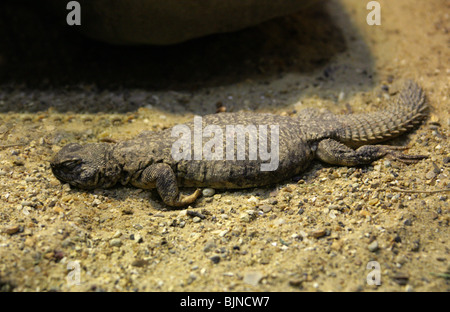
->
[44,0,317,45]
[210,255,221,264]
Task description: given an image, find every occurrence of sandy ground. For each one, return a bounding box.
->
[0,0,448,292]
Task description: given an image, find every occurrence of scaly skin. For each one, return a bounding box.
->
[51,80,428,207]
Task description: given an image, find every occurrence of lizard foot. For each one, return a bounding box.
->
[316,139,427,166]
[168,188,202,207]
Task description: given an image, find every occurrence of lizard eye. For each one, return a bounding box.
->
[61,159,82,171]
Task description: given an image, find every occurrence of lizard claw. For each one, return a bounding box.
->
[383,146,428,164]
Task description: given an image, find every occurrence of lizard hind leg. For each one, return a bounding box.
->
[316,139,427,167]
[139,163,201,207]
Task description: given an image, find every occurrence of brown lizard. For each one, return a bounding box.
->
[51,80,427,207]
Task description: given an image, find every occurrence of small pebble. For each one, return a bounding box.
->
[425,170,436,180]
[187,273,197,284]
[288,279,303,287]
[109,238,122,247]
[202,188,215,197]
[411,240,420,252]
[310,229,326,238]
[192,216,201,223]
[134,234,143,243]
[112,230,122,238]
[328,205,341,211]
[260,205,272,213]
[283,186,293,193]
[21,201,33,207]
[368,241,379,252]
[210,255,221,264]
[239,213,251,223]
[131,259,148,267]
[218,230,228,237]
[187,210,206,219]
[203,240,216,252]
[392,273,409,285]
[243,271,264,286]
[12,157,25,166]
[3,225,20,235]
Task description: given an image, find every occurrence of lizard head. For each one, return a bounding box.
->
[50,143,121,189]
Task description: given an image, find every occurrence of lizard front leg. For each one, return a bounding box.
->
[316,138,427,166]
[139,163,201,207]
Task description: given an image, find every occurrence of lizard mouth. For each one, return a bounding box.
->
[50,158,83,184]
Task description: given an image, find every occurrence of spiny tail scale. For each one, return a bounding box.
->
[337,80,427,147]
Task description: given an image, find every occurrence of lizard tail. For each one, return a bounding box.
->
[336,80,428,147]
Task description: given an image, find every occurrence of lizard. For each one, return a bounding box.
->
[50,80,428,207]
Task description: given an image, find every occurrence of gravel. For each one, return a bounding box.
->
[0,0,447,293]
